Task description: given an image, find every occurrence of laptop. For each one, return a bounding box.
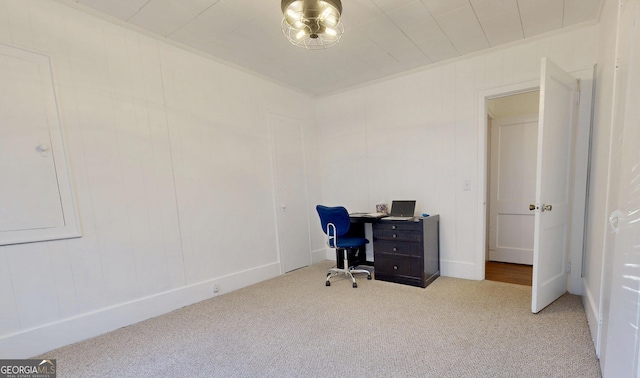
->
[383,200,416,221]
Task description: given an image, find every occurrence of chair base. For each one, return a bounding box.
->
[326,248,372,288]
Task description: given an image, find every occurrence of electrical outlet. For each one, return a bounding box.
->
[212,283,220,293]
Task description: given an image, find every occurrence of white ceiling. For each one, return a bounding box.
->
[61,0,603,96]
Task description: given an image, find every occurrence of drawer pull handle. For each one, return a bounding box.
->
[393,265,398,270]
[393,234,397,238]
[393,247,397,252]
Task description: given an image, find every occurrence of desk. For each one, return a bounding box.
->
[349,214,440,288]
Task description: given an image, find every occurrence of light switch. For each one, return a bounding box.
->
[463,179,471,191]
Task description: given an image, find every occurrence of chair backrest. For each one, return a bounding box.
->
[316,205,351,237]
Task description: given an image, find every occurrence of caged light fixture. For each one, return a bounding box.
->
[281,0,344,49]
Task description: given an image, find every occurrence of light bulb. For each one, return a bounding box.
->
[323,16,337,26]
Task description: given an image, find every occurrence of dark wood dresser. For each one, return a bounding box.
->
[373,215,440,288]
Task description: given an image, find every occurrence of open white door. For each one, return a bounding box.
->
[531,58,577,313]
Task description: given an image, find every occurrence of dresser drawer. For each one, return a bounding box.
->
[373,229,422,242]
[373,221,422,233]
[374,255,422,279]
[373,240,422,257]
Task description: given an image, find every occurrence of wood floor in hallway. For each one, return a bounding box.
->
[485,261,532,286]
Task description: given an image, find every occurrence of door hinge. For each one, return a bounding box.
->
[566,262,571,273]
[576,79,581,105]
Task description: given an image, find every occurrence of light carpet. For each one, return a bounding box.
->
[39,261,601,377]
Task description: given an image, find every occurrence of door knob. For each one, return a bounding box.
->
[609,210,620,233]
[529,204,536,211]
[36,144,50,157]
[543,204,552,212]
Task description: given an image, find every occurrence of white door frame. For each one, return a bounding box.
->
[476,80,540,281]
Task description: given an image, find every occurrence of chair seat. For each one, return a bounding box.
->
[332,236,368,249]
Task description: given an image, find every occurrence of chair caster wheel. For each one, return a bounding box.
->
[367,275,372,280]
[326,281,331,286]
[352,282,358,288]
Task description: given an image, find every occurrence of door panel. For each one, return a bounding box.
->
[0,44,80,245]
[270,114,311,273]
[489,114,537,265]
[531,58,576,313]
[0,52,63,232]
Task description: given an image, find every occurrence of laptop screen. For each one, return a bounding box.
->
[390,200,416,217]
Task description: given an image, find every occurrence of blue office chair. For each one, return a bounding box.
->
[316,205,372,288]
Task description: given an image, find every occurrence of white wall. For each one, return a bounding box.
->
[314,26,598,279]
[0,0,316,358]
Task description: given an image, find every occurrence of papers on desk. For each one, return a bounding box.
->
[349,212,388,219]
[363,212,387,218]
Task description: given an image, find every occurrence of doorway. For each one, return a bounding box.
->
[486,91,539,284]
[476,60,592,313]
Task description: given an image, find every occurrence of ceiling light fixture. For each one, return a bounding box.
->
[281,0,344,49]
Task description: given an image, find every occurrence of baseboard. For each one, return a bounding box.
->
[582,277,601,357]
[440,259,477,280]
[488,250,533,265]
[0,262,281,359]
[310,247,330,264]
